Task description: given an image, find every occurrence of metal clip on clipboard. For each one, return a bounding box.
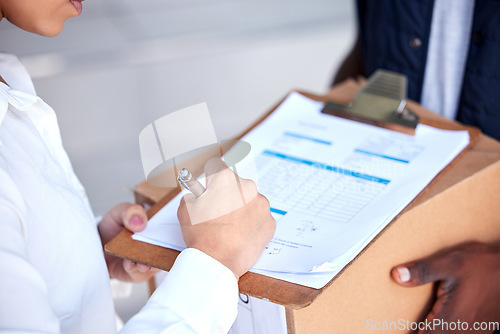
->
[321,70,419,135]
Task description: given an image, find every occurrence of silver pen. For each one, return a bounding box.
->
[177,168,206,198]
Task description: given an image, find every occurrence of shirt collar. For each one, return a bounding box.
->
[0,82,40,147]
[0,53,39,147]
[0,53,36,95]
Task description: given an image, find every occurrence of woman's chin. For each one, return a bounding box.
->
[32,21,66,37]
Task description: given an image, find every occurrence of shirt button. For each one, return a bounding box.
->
[409,37,422,49]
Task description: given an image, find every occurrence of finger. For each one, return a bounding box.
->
[177,195,194,226]
[123,259,152,273]
[136,262,152,273]
[122,204,148,233]
[123,259,136,273]
[106,202,130,226]
[204,158,231,187]
[392,252,461,287]
[239,178,259,204]
[417,285,463,334]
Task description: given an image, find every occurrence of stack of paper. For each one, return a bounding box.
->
[133,93,469,289]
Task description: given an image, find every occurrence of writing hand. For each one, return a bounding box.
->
[177,158,276,279]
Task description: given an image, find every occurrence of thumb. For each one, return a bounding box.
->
[391,252,459,287]
[121,204,148,233]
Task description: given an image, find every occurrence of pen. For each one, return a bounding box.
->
[177,168,206,198]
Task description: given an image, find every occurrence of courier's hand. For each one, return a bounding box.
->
[391,242,500,334]
[99,203,159,282]
[177,158,276,279]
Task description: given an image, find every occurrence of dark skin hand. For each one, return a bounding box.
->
[392,242,500,334]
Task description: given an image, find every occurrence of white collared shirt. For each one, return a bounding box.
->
[0,52,238,333]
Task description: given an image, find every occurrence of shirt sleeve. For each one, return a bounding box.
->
[0,202,60,333]
[121,248,239,334]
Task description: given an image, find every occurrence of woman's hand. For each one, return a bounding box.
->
[98,203,159,282]
[178,158,276,280]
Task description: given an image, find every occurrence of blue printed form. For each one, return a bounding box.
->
[133,93,469,289]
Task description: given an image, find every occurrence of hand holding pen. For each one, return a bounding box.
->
[176,158,276,279]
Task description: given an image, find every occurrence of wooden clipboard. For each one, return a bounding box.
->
[105,85,481,309]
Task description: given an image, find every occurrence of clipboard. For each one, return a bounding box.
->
[322,70,419,135]
[105,85,481,309]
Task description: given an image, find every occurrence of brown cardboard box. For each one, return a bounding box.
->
[287,159,500,333]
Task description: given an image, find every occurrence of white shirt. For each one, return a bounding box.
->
[0,52,238,333]
[420,0,475,119]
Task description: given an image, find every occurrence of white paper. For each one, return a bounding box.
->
[133,92,469,289]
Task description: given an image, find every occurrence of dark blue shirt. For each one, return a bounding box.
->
[357,0,500,140]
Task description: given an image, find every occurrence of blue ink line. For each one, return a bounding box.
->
[284,132,332,145]
[262,150,391,185]
[270,207,287,216]
[354,149,410,164]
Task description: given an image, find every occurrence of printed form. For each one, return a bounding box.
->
[133,92,469,289]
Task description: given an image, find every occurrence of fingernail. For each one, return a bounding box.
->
[397,267,411,282]
[130,215,143,227]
